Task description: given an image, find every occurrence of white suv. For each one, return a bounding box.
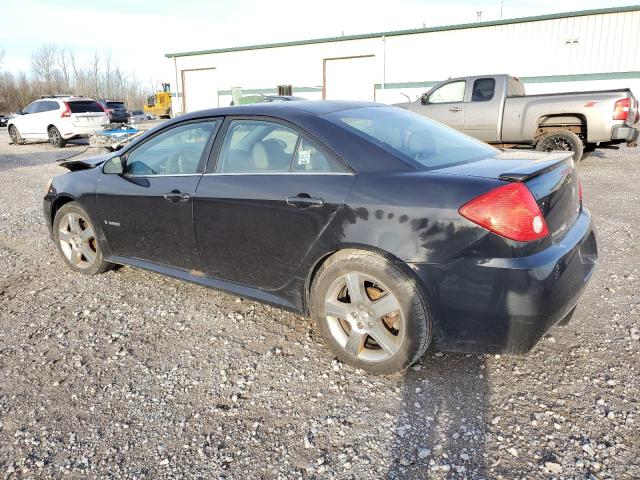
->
[8,96,109,148]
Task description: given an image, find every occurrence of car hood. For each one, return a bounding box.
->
[59,153,114,171]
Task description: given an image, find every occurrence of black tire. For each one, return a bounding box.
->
[53,202,113,275]
[310,249,432,375]
[48,126,66,148]
[535,131,584,162]
[8,125,24,145]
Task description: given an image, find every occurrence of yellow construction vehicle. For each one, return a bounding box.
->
[144,83,172,119]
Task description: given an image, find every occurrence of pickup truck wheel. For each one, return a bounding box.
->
[536,131,584,162]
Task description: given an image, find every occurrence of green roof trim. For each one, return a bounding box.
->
[373,71,640,90]
[217,86,322,96]
[166,5,640,58]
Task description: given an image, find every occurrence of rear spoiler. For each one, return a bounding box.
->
[498,152,573,182]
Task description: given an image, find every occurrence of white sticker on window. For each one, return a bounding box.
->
[298,149,311,165]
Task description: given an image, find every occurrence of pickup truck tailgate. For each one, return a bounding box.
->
[439,150,581,241]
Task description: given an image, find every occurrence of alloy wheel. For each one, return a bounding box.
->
[9,126,18,144]
[58,212,97,269]
[48,128,61,147]
[541,137,572,151]
[324,272,403,362]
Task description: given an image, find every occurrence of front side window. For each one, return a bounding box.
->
[428,81,466,104]
[325,106,497,170]
[125,121,218,176]
[23,102,40,114]
[217,120,299,173]
[471,78,496,102]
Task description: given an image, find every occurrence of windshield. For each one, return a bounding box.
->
[324,106,497,170]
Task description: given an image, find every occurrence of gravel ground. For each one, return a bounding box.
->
[0,128,638,479]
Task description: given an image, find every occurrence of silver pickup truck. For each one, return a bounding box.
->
[402,74,639,160]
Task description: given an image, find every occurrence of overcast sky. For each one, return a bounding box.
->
[1,0,636,88]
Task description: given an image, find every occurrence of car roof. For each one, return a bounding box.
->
[181,100,386,120]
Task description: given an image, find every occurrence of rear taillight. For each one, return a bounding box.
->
[578,177,583,203]
[459,182,549,242]
[613,98,631,121]
[61,102,71,118]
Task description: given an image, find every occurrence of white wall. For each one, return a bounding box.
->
[170,9,640,114]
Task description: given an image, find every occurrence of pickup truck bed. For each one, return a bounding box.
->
[403,74,639,161]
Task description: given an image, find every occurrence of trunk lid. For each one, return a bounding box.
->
[440,150,581,241]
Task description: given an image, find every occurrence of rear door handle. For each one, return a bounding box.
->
[163,190,191,202]
[449,107,463,112]
[286,194,324,208]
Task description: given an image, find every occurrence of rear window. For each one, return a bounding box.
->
[68,101,104,113]
[107,101,126,109]
[324,106,497,170]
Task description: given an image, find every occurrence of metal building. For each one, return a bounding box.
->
[166,6,640,114]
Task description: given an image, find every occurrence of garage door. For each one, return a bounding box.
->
[182,68,219,112]
[324,56,376,101]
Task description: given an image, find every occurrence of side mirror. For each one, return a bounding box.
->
[15,108,23,115]
[420,93,429,105]
[103,156,124,175]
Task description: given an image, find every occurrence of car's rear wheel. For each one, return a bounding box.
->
[535,131,584,162]
[53,202,113,275]
[310,250,432,374]
[8,125,23,145]
[48,126,66,148]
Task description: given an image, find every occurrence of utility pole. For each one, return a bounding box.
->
[500,0,504,20]
[476,10,482,22]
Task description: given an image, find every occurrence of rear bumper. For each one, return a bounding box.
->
[109,113,129,123]
[411,208,597,354]
[611,124,639,146]
[63,125,107,138]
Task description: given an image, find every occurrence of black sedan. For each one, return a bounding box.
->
[0,114,8,127]
[43,101,597,374]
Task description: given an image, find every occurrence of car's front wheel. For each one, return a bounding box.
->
[8,125,23,145]
[310,250,432,374]
[53,202,113,275]
[48,126,66,148]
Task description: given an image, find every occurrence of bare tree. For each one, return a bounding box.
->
[31,44,59,94]
[1,44,149,113]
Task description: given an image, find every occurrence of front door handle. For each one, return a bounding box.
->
[286,194,324,208]
[163,190,191,202]
[449,107,463,112]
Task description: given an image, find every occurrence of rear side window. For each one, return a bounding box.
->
[293,137,345,173]
[34,101,59,112]
[471,78,495,102]
[217,120,299,173]
[68,101,104,113]
[325,106,497,170]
